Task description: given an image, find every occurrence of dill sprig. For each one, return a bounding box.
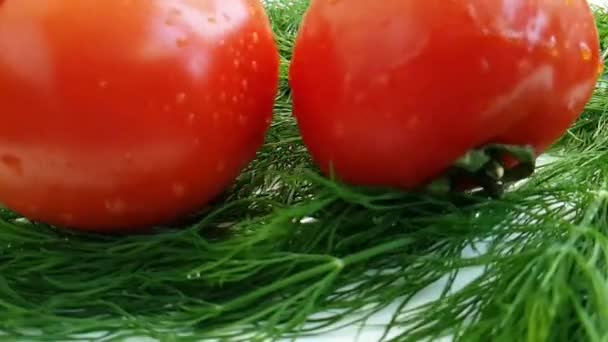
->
[1,1,608,341]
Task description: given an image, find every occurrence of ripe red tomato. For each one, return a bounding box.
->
[0,0,279,231]
[290,0,601,190]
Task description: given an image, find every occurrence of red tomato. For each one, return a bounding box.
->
[0,0,279,231]
[290,0,601,189]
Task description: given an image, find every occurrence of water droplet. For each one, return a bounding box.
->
[105,199,127,214]
[374,74,390,86]
[354,92,367,104]
[218,39,226,46]
[176,37,188,48]
[1,154,23,176]
[176,92,187,104]
[220,92,227,103]
[98,80,108,89]
[580,42,592,61]
[237,114,247,125]
[124,153,134,162]
[251,61,258,72]
[60,213,75,223]
[252,31,259,44]
[233,59,240,68]
[480,58,490,71]
[193,138,201,146]
[241,79,249,90]
[232,95,238,103]
[212,112,220,121]
[172,183,186,198]
[216,161,226,172]
[334,123,346,138]
[187,112,195,124]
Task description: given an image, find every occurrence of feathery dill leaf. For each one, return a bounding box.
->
[0,1,608,341]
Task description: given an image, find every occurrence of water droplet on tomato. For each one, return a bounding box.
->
[170,7,181,16]
[176,37,188,48]
[252,31,260,44]
[1,154,23,176]
[251,61,259,72]
[238,114,247,125]
[580,42,592,61]
[220,92,227,103]
[187,112,195,124]
[232,95,238,103]
[480,58,490,71]
[334,123,346,138]
[60,213,75,223]
[374,74,390,86]
[98,80,108,89]
[176,92,187,104]
[194,138,201,146]
[172,183,186,198]
[212,112,220,121]
[105,199,127,214]
[233,59,240,68]
[216,161,226,172]
[354,92,367,104]
[241,79,249,90]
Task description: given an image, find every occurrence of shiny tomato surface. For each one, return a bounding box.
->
[290,0,601,189]
[0,0,279,231]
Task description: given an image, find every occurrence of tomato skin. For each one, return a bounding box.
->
[290,0,601,189]
[0,0,279,231]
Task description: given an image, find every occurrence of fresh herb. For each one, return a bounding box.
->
[1,2,608,341]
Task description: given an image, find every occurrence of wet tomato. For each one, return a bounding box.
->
[0,0,279,231]
[290,0,601,189]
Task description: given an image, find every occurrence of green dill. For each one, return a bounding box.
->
[1,2,608,341]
